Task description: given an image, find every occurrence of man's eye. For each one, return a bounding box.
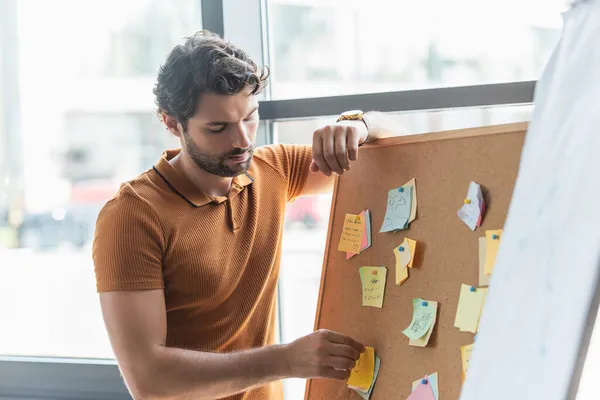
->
[208,125,226,133]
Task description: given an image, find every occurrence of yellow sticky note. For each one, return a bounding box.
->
[402,178,417,223]
[461,344,473,384]
[478,237,490,286]
[409,300,438,347]
[347,346,375,391]
[406,238,417,268]
[359,267,387,308]
[338,214,364,253]
[484,229,502,275]
[454,284,488,333]
[394,240,412,285]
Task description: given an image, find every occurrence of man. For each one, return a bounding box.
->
[93,30,404,400]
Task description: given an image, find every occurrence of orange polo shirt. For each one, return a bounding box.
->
[92,144,312,400]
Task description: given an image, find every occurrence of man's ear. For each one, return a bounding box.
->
[162,112,183,137]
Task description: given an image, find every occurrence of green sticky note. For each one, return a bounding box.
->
[380,186,412,233]
[402,298,436,340]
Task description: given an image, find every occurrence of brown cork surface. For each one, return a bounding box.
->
[305,123,527,400]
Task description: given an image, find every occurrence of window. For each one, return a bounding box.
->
[276,104,532,400]
[266,0,565,99]
[0,0,202,360]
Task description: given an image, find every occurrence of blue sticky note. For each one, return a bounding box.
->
[380,186,412,233]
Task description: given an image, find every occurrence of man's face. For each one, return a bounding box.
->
[178,88,259,177]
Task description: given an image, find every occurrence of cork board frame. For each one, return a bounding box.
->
[304,122,528,400]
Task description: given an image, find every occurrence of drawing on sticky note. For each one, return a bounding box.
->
[338,213,364,253]
[409,300,438,347]
[454,284,488,333]
[458,181,486,231]
[412,372,439,400]
[403,298,437,340]
[484,229,502,275]
[380,186,412,233]
[359,267,387,308]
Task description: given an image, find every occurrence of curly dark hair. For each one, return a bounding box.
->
[153,30,269,128]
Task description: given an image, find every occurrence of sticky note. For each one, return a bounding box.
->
[403,298,437,340]
[407,376,437,400]
[380,186,412,233]
[354,355,381,400]
[409,300,438,347]
[478,237,490,286]
[347,210,372,259]
[461,344,473,384]
[338,214,364,253]
[458,181,485,231]
[406,238,417,268]
[454,284,488,333]
[412,373,439,400]
[359,267,387,308]
[347,346,375,392]
[394,239,413,285]
[402,178,418,223]
[484,229,502,275]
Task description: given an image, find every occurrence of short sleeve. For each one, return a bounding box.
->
[92,189,165,292]
[254,144,312,202]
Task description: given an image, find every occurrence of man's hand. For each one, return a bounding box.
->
[310,120,368,176]
[282,329,365,380]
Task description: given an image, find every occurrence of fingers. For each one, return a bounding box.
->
[346,127,360,162]
[309,160,320,173]
[321,367,352,380]
[324,330,365,353]
[322,129,343,175]
[334,128,350,172]
[312,130,331,176]
[328,343,361,362]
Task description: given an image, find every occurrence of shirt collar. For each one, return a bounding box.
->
[153,149,254,207]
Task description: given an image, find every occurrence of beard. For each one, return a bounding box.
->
[182,131,254,177]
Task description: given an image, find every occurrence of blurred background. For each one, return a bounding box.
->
[0,0,588,399]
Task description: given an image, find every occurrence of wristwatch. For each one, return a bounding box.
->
[336,110,372,146]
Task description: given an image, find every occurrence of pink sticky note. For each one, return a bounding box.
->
[346,210,368,259]
[407,376,436,400]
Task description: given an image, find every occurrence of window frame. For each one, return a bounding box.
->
[0,0,540,399]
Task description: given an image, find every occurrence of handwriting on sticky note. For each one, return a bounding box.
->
[409,300,438,347]
[412,373,439,400]
[380,186,412,233]
[403,298,437,340]
[359,267,387,308]
[458,181,485,231]
[407,376,437,400]
[346,210,372,259]
[354,355,381,399]
[454,284,488,333]
[347,346,375,391]
[484,229,502,275]
[402,178,418,223]
[461,344,473,384]
[338,214,364,253]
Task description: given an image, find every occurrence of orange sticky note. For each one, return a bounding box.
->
[484,229,502,275]
[338,214,364,253]
[461,343,473,384]
[347,346,375,392]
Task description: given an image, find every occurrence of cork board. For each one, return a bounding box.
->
[305,122,527,400]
